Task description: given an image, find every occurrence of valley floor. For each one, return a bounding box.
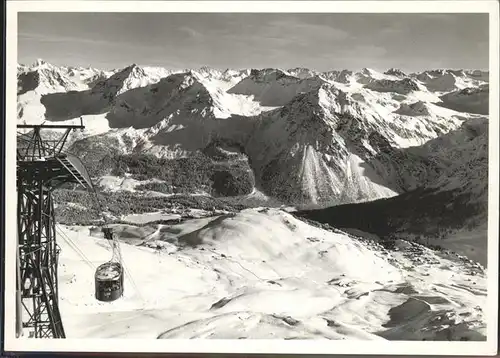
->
[53,208,487,341]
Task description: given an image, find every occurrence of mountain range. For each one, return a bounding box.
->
[17,59,489,263]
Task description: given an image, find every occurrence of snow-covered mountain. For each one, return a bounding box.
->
[17,60,488,207]
[245,84,400,204]
[384,68,407,78]
[298,117,488,264]
[287,67,319,79]
[320,69,353,83]
[411,69,488,93]
[228,68,325,106]
[17,59,110,94]
[438,84,489,115]
[17,60,113,124]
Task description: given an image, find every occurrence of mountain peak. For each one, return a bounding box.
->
[229,71,325,106]
[321,69,353,84]
[90,63,155,97]
[277,83,351,126]
[125,63,144,74]
[360,67,379,76]
[384,68,407,77]
[33,58,48,67]
[365,77,421,95]
[249,68,295,82]
[286,67,318,79]
[196,66,223,75]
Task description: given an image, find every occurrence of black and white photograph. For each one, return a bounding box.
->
[3,0,499,355]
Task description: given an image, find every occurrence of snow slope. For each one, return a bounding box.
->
[55,208,487,340]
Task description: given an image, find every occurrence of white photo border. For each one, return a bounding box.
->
[4,1,499,355]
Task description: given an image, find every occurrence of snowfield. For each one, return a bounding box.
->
[56,209,487,340]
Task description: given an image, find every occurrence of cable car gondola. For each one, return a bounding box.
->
[95,228,124,302]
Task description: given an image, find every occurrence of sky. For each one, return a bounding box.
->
[18,12,489,72]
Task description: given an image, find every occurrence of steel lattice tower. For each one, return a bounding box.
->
[16,120,92,338]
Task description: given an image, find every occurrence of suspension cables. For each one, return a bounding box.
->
[55,136,145,300]
[55,225,96,271]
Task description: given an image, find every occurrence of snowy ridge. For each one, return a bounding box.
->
[17,61,112,124]
[191,67,251,90]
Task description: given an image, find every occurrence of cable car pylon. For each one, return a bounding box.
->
[16,119,93,338]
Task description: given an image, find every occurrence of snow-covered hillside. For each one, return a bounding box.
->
[56,208,487,340]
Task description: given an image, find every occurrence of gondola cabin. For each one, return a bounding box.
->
[95,227,124,302]
[95,261,124,302]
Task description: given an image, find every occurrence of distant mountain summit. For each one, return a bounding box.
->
[228,68,326,106]
[287,67,319,79]
[384,68,407,78]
